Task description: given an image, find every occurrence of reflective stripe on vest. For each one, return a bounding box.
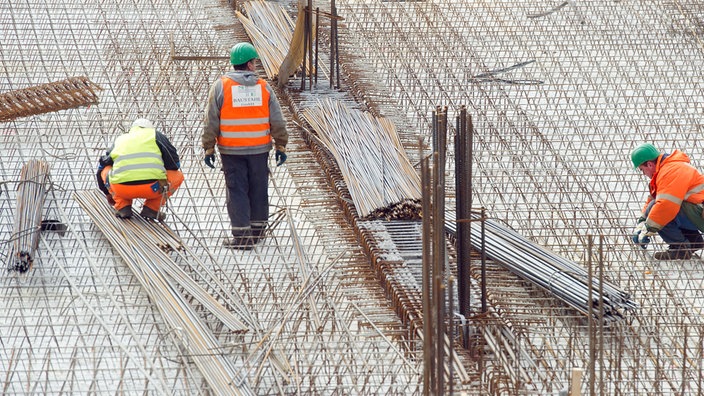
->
[685,183,704,199]
[217,76,272,149]
[109,127,166,184]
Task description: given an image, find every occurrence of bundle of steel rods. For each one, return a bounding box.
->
[236,1,297,79]
[445,212,637,323]
[0,76,101,122]
[301,98,421,217]
[237,0,331,82]
[8,160,50,273]
[74,190,254,396]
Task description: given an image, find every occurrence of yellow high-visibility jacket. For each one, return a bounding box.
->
[109,126,166,184]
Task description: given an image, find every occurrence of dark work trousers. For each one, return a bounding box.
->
[644,200,700,245]
[221,152,269,238]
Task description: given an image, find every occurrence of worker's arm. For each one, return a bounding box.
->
[266,83,288,151]
[96,151,113,197]
[202,79,224,153]
[96,169,109,196]
[155,132,180,170]
[646,164,690,230]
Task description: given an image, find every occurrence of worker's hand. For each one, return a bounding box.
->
[275,146,287,167]
[106,194,116,206]
[204,148,216,169]
[632,220,655,248]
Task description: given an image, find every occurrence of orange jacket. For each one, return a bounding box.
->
[644,150,704,230]
[217,76,271,150]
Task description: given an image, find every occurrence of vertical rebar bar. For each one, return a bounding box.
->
[454,105,471,342]
[420,137,433,396]
[480,208,487,313]
[588,235,595,396]
[307,0,313,90]
[432,108,447,395]
[315,7,319,87]
[330,0,336,89]
[301,5,309,91]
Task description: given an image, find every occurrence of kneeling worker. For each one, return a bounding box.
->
[631,143,704,260]
[97,118,184,220]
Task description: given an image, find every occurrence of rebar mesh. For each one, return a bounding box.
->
[3,0,704,394]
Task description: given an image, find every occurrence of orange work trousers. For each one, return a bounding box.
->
[101,166,184,211]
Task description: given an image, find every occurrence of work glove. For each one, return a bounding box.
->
[204,148,216,169]
[631,218,655,249]
[106,194,116,206]
[275,146,287,167]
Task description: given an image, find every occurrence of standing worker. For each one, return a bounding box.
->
[630,143,704,259]
[202,42,289,250]
[97,118,184,221]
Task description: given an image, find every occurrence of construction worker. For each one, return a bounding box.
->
[97,118,184,220]
[202,42,288,250]
[631,143,704,259]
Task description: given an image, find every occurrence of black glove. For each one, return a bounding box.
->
[204,148,216,168]
[98,154,113,167]
[204,155,215,168]
[275,150,287,167]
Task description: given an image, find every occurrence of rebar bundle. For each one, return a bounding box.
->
[7,160,50,273]
[0,76,101,122]
[237,0,298,79]
[301,98,421,217]
[445,212,637,323]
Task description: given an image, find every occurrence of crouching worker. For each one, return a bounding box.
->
[630,143,704,260]
[97,118,184,221]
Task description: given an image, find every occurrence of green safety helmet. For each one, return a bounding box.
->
[230,42,259,66]
[631,143,660,169]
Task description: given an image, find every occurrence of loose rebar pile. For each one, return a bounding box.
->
[74,190,253,395]
[237,1,297,79]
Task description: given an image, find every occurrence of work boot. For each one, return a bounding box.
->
[223,236,254,250]
[683,229,704,252]
[252,225,266,244]
[115,205,133,219]
[653,244,693,260]
[140,206,166,221]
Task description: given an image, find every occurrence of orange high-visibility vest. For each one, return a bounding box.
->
[217,77,271,149]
